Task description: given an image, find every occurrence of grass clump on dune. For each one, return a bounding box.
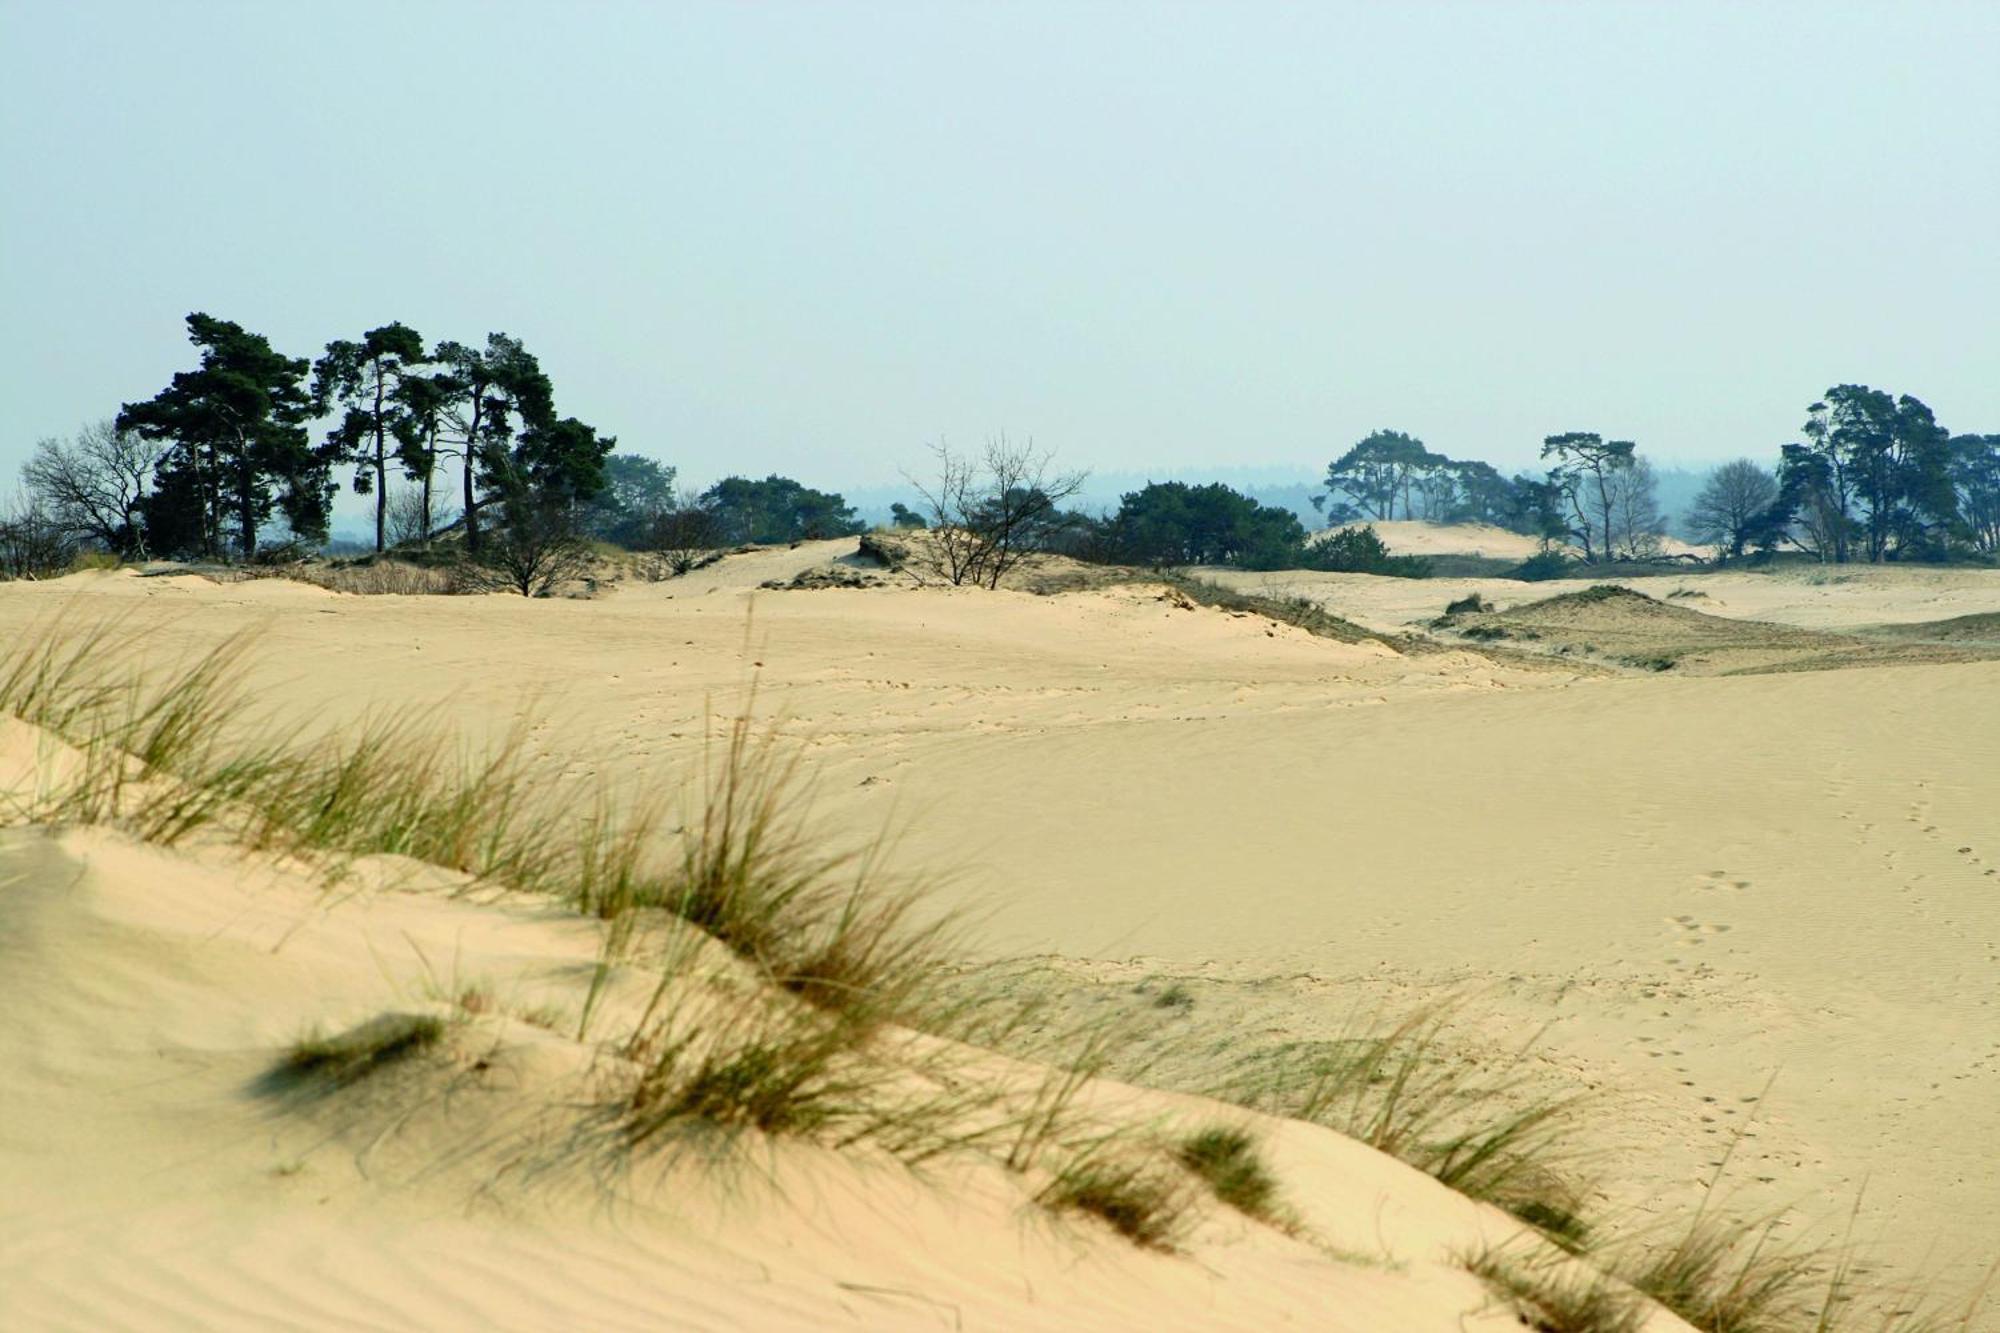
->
[279,1013,446,1087]
[1226,1004,1589,1234]
[1037,1146,1193,1251]
[662,708,955,1029]
[1176,1125,1281,1222]
[1465,1248,1645,1333]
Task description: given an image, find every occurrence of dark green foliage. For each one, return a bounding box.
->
[432,334,556,554]
[388,369,459,545]
[588,454,678,544]
[1100,480,1305,568]
[1772,386,1962,563]
[313,322,427,553]
[1303,524,1432,577]
[1540,432,1639,564]
[1506,473,1573,548]
[1319,430,1531,528]
[1511,550,1575,581]
[1321,429,1438,521]
[700,474,863,544]
[1949,434,2000,555]
[888,501,927,529]
[1176,1127,1279,1220]
[1445,593,1492,615]
[117,313,323,559]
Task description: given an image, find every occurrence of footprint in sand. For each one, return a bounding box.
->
[1665,915,1733,949]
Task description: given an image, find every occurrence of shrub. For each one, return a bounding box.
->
[1303,524,1433,578]
[1512,550,1575,581]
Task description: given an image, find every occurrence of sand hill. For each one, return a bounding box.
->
[2,548,1996,1329]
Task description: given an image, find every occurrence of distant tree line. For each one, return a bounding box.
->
[13,315,617,568]
[1682,386,1998,564]
[10,337,1998,585]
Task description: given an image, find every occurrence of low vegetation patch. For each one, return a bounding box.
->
[1037,1148,1192,1251]
[1155,574,1398,648]
[1466,1249,1645,1333]
[1225,1005,1588,1226]
[279,1013,445,1087]
[1175,1125,1280,1221]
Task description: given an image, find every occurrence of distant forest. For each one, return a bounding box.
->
[4,313,1997,585]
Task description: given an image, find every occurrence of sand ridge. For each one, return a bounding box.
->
[2,552,1996,1324]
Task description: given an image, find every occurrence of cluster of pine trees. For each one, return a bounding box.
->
[8,322,1999,581]
[48,314,617,562]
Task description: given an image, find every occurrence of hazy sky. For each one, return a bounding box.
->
[4,1,1996,510]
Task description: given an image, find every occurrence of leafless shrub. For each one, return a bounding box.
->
[903,437,1086,588]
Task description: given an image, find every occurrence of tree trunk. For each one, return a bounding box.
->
[462,397,484,554]
[371,364,388,553]
[420,434,436,546]
[238,460,258,560]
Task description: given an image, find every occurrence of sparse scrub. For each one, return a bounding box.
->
[1176,1125,1280,1221]
[1154,574,1399,648]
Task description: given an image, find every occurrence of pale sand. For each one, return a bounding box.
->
[1324,519,1713,562]
[3,553,1996,1324]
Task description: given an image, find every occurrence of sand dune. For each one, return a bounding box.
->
[3,554,1996,1326]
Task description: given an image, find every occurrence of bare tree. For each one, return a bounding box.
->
[386,481,454,548]
[904,437,1087,589]
[21,419,167,557]
[479,497,594,596]
[1607,457,1665,559]
[1685,459,1778,560]
[642,490,723,576]
[0,493,78,579]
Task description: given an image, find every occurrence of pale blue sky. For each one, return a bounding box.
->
[4,1,1996,513]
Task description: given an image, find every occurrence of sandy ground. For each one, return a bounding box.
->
[3,549,1997,1322]
[1324,519,1713,562]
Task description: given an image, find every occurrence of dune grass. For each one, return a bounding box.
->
[1036,1146,1193,1251]
[1223,1004,1590,1233]
[1176,1125,1281,1222]
[280,1013,446,1087]
[6,614,1997,1317]
[1465,1248,1646,1333]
